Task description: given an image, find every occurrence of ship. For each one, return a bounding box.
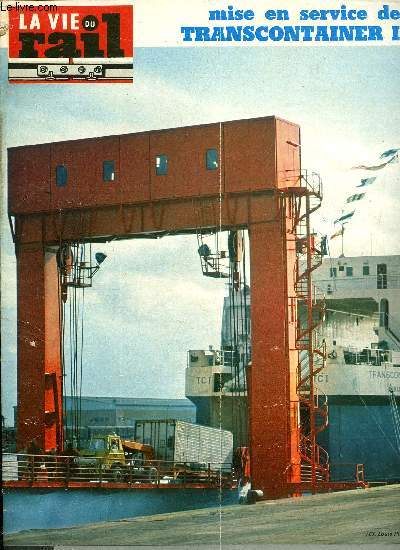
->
[185,254,400,482]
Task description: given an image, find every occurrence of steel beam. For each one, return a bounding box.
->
[13,193,278,246]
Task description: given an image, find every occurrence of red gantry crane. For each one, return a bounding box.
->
[7,117,366,497]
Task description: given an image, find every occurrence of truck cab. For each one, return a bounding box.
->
[79,434,125,471]
[76,433,157,482]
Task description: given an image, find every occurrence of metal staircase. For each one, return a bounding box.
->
[284,170,330,487]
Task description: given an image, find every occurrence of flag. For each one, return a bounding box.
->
[357,177,376,188]
[351,160,391,171]
[330,227,344,240]
[346,192,365,203]
[334,211,355,224]
[380,147,399,159]
[352,155,397,171]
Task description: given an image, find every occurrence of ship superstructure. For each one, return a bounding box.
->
[186,254,400,481]
[313,255,400,481]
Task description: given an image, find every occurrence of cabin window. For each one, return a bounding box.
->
[56,165,67,187]
[346,266,353,277]
[377,264,387,289]
[103,160,115,182]
[330,267,337,278]
[363,264,370,276]
[338,265,344,272]
[156,154,168,175]
[206,149,219,170]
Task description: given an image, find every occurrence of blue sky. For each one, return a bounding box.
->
[1,46,399,424]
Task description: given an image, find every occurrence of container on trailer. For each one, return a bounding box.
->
[134,420,233,471]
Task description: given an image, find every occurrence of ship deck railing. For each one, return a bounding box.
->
[2,453,235,490]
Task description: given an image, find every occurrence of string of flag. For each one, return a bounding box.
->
[329,147,399,242]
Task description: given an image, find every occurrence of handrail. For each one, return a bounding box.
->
[2,453,234,487]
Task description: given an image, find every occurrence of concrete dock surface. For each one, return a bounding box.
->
[4,485,400,547]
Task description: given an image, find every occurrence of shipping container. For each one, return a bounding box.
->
[134,420,233,471]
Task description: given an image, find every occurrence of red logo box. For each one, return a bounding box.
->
[8,5,133,83]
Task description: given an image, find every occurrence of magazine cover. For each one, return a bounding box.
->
[1,0,400,547]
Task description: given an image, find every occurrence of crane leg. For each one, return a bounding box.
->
[16,244,63,453]
[249,215,300,498]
